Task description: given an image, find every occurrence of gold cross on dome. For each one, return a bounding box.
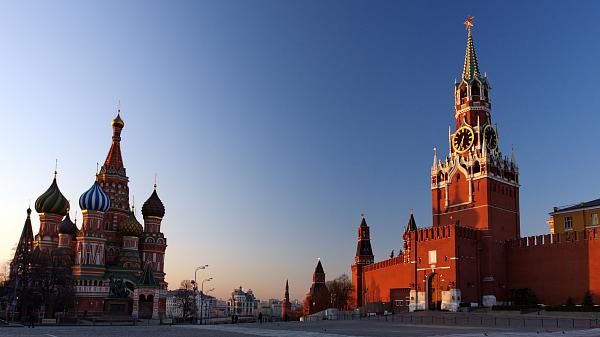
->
[464,16,474,31]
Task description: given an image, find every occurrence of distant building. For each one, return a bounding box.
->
[548,200,600,234]
[257,299,281,319]
[166,290,182,318]
[227,286,258,316]
[196,293,217,319]
[213,299,228,317]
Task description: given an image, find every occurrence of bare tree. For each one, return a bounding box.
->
[173,280,197,320]
[326,274,353,311]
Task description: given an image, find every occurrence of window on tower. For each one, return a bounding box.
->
[460,85,468,101]
[471,82,480,97]
[473,161,481,174]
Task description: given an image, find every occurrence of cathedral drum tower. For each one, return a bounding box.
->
[431,17,519,306]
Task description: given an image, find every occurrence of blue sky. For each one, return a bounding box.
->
[1,1,599,300]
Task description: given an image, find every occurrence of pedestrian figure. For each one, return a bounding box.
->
[231,314,235,324]
[27,308,35,328]
[258,312,263,324]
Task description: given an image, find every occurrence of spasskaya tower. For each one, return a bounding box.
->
[430,17,520,305]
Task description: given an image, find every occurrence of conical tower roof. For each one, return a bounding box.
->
[462,18,481,82]
[10,208,34,274]
[139,263,159,287]
[315,259,324,274]
[406,212,417,232]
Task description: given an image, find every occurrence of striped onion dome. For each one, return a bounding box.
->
[35,177,70,216]
[79,181,111,212]
[119,210,143,237]
[59,213,78,235]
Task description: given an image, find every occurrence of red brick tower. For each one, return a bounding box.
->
[34,173,70,252]
[351,215,374,308]
[139,185,167,287]
[281,280,292,321]
[137,186,167,318]
[97,109,131,265]
[303,259,330,315]
[72,180,111,314]
[431,17,519,305]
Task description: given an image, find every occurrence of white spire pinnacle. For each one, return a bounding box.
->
[511,144,516,163]
[448,126,452,153]
[477,116,481,149]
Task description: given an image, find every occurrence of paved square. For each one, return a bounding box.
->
[1,320,600,337]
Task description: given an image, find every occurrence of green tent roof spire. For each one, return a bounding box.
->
[462,18,481,82]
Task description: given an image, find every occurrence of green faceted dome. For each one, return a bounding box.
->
[35,177,70,216]
[119,211,143,237]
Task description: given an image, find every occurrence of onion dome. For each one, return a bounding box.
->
[59,213,77,235]
[112,112,124,128]
[119,211,143,237]
[142,188,165,218]
[79,181,111,212]
[35,177,70,216]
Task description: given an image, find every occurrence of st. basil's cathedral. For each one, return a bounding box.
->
[10,110,168,319]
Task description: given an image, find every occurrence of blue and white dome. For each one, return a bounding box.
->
[79,181,111,212]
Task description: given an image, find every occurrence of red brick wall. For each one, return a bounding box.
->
[362,259,413,303]
[507,232,591,305]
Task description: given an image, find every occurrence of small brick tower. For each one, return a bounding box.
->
[351,215,374,308]
[303,259,330,315]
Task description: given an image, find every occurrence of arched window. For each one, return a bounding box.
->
[460,85,468,100]
[473,161,481,174]
[471,81,480,97]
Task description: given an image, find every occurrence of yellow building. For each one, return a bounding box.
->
[548,199,600,233]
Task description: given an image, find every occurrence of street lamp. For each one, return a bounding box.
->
[200,277,213,325]
[192,265,208,323]
[204,288,215,323]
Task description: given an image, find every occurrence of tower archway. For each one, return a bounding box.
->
[428,273,442,310]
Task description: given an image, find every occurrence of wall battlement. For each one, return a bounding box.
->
[363,224,480,273]
[507,229,600,249]
[363,255,407,272]
[410,224,480,242]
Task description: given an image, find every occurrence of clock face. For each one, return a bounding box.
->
[452,126,475,153]
[483,125,498,151]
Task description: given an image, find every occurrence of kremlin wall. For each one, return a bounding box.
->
[350,18,600,313]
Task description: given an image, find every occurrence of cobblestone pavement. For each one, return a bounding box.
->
[0,321,599,337]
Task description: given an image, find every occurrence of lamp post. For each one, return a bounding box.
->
[200,277,213,325]
[193,265,208,323]
[205,288,215,323]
